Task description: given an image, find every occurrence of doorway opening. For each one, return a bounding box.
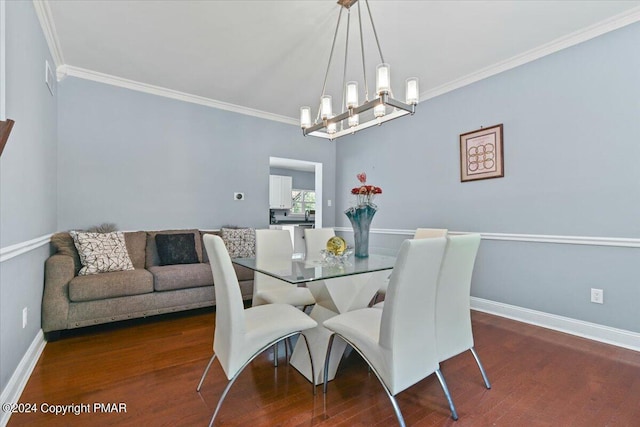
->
[269,157,323,229]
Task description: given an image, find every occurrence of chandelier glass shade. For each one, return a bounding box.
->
[300,0,418,140]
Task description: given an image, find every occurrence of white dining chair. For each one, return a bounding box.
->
[304,226,385,317]
[435,233,491,389]
[414,228,449,239]
[373,228,448,304]
[322,237,458,425]
[255,229,316,365]
[253,229,315,307]
[293,226,390,384]
[197,234,317,427]
[303,227,335,261]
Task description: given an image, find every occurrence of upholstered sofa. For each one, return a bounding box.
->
[42,229,254,339]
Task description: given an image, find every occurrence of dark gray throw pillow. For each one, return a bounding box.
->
[155,233,199,265]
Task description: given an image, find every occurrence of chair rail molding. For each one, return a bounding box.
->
[334,227,640,249]
[335,226,640,351]
[0,233,52,263]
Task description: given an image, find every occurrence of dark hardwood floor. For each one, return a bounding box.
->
[8,309,640,426]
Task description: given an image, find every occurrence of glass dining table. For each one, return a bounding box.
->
[233,252,396,385]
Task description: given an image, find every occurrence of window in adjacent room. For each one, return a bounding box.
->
[290,189,316,214]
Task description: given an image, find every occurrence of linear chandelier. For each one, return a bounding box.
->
[300,0,418,140]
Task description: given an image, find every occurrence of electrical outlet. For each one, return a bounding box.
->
[590,288,604,304]
[233,192,244,201]
[327,199,332,207]
[22,307,28,328]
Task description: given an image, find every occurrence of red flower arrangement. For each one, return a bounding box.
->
[351,172,382,206]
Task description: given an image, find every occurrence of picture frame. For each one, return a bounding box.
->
[460,124,504,182]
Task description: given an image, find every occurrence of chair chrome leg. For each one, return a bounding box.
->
[470,347,491,389]
[298,333,316,395]
[207,332,307,425]
[328,333,406,426]
[371,292,380,306]
[387,394,407,427]
[196,354,217,392]
[323,334,336,394]
[435,369,458,421]
[208,372,241,427]
[273,343,278,367]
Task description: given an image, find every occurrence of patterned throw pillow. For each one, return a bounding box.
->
[70,231,135,276]
[221,228,256,258]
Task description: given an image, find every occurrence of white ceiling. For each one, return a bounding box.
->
[43,1,640,123]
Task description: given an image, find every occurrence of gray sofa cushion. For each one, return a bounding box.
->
[149,263,213,291]
[200,230,220,264]
[124,231,147,269]
[233,264,253,282]
[51,232,83,275]
[69,269,154,302]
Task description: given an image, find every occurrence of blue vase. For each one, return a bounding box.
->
[345,204,377,258]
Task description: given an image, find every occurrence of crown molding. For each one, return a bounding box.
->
[32,0,640,125]
[57,65,299,126]
[32,0,64,68]
[420,6,640,102]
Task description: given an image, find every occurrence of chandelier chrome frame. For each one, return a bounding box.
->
[300,0,418,140]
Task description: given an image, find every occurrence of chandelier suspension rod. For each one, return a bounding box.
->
[356,1,369,102]
[317,7,345,124]
[364,0,385,64]
[340,8,351,131]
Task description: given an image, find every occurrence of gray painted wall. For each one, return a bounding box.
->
[0,1,58,392]
[269,167,315,190]
[335,23,640,332]
[57,78,336,231]
[2,1,638,402]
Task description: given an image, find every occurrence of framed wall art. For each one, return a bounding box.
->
[460,124,504,182]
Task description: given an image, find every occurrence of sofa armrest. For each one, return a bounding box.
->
[42,254,75,333]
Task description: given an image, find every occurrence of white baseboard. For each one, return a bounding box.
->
[0,330,46,427]
[471,297,640,352]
